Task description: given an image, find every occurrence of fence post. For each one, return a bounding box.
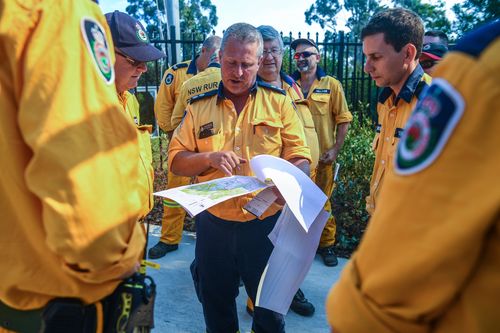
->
[337,30,345,83]
[170,25,177,65]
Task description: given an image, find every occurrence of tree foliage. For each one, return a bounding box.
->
[305,0,456,39]
[452,0,500,37]
[392,0,451,35]
[344,0,386,38]
[125,0,218,40]
[305,0,342,32]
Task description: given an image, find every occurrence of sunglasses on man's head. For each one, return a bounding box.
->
[115,49,144,67]
[293,51,318,60]
[420,60,437,69]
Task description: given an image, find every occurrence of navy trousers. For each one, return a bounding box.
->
[191,210,285,333]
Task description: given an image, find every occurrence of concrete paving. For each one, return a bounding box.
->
[146,225,347,333]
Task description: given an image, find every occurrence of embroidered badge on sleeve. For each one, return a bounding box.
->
[395,78,465,175]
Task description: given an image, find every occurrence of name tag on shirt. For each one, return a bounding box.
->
[313,89,331,94]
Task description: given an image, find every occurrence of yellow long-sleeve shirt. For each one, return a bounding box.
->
[0,0,146,310]
[327,22,500,333]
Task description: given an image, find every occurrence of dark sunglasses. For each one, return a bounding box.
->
[293,51,318,60]
[420,60,437,69]
[115,49,144,67]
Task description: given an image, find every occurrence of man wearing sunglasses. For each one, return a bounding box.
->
[150,35,222,260]
[106,11,166,220]
[291,38,353,268]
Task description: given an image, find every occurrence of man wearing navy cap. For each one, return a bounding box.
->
[420,42,448,76]
[106,11,166,218]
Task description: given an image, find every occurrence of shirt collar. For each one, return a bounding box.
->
[187,56,199,74]
[280,71,294,87]
[207,62,221,69]
[378,65,424,104]
[216,80,258,104]
[291,66,326,81]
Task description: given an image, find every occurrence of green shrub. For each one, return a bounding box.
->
[332,104,375,257]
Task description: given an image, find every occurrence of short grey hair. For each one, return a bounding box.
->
[202,35,222,50]
[221,23,263,57]
[257,25,284,51]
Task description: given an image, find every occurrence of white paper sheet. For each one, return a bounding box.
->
[255,206,330,315]
[251,155,327,231]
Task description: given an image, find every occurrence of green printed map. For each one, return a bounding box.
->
[180,176,265,200]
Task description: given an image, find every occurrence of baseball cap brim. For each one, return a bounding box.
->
[420,52,441,61]
[290,38,319,51]
[119,44,165,62]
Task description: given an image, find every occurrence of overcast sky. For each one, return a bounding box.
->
[99,0,462,38]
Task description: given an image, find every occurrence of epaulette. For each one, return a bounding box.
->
[454,20,500,58]
[415,80,430,100]
[189,89,218,104]
[257,81,286,95]
[171,62,189,71]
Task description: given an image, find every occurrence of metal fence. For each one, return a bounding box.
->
[143,28,380,122]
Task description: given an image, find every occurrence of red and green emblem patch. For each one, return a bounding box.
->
[81,18,114,84]
[395,78,464,175]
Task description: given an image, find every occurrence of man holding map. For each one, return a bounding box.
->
[168,23,311,333]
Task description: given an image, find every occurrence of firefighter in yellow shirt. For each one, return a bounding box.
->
[253,24,319,318]
[171,58,221,130]
[169,23,311,333]
[106,10,166,217]
[327,20,500,333]
[149,35,222,259]
[291,38,353,267]
[0,1,147,331]
[362,9,432,217]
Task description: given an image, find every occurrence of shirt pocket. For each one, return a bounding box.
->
[309,93,330,115]
[251,119,283,156]
[196,128,223,153]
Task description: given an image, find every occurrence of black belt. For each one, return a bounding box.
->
[0,298,99,333]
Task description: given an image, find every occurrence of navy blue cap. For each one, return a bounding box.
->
[421,43,448,60]
[105,11,165,62]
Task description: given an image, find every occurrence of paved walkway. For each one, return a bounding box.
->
[146,226,347,333]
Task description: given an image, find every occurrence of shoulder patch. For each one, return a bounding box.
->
[165,73,174,85]
[257,81,286,95]
[454,20,500,58]
[395,78,465,175]
[189,89,218,104]
[81,17,114,84]
[172,63,189,71]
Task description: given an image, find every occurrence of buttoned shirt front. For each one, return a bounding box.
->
[169,82,311,222]
[292,67,353,154]
[366,66,432,215]
[280,72,320,170]
[119,91,154,216]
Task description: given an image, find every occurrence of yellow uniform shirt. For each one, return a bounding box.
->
[292,67,353,154]
[0,0,146,309]
[327,22,500,333]
[280,72,320,170]
[119,91,154,216]
[169,82,312,222]
[155,59,198,132]
[171,63,221,129]
[366,67,432,215]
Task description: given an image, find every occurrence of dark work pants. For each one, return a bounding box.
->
[191,210,285,333]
